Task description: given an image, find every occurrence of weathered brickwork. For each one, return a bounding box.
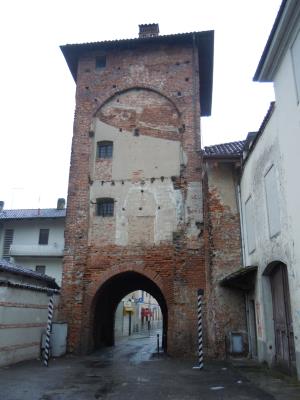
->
[98,89,182,141]
[203,161,247,358]
[60,36,208,357]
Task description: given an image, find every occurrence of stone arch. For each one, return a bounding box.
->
[93,86,182,140]
[88,269,168,352]
[262,260,286,276]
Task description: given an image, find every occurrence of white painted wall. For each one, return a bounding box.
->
[241,19,300,377]
[13,258,63,286]
[273,22,300,378]
[0,286,59,367]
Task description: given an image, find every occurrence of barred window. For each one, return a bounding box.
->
[97,198,114,217]
[97,141,113,159]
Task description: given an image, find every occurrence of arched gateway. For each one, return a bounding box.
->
[92,271,168,350]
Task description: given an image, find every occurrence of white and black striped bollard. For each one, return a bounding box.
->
[193,288,204,370]
[43,293,54,367]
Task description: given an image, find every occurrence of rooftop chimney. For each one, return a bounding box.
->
[0,201,4,212]
[139,24,159,38]
[57,198,66,210]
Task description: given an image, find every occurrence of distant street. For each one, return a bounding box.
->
[0,330,299,400]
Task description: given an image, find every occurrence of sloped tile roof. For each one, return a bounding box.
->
[60,30,214,117]
[0,208,66,220]
[203,140,245,157]
[0,259,59,288]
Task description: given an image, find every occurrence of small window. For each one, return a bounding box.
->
[97,198,114,217]
[39,229,49,245]
[36,265,46,274]
[96,56,106,69]
[97,141,113,159]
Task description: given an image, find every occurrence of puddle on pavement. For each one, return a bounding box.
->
[94,382,114,399]
[84,360,112,368]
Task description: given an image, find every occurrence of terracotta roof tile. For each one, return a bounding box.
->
[203,140,245,157]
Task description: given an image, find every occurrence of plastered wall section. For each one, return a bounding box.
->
[240,107,299,370]
[273,32,300,376]
[0,286,59,367]
[89,120,183,246]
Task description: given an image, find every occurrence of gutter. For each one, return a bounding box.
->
[237,183,246,266]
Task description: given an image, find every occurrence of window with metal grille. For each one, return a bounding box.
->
[96,56,106,69]
[2,229,14,260]
[97,198,114,217]
[97,141,113,159]
[38,229,49,245]
[36,265,46,274]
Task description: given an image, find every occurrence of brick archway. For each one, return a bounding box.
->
[88,269,168,352]
[93,85,182,119]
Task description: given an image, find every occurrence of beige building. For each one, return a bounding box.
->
[115,290,162,338]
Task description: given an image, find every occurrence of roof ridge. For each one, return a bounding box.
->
[61,29,213,48]
[203,139,245,149]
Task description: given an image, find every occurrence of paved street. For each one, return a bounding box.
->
[0,331,299,400]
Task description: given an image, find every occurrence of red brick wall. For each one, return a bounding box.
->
[60,41,206,357]
[203,161,247,358]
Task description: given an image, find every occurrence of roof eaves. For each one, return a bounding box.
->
[254,0,300,81]
[60,30,214,117]
[202,140,246,158]
[242,102,275,166]
[220,266,258,290]
[203,153,241,160]
[0,209,66,220]
[0,259,59,289]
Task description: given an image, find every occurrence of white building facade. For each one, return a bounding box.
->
[240,0,300,378]
[0,201,65,286]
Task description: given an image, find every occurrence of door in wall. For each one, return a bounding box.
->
[270,263,296,373]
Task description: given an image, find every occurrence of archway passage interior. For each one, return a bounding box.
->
[93,271,168,351]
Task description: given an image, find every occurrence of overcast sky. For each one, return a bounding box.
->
[0,0,281,209]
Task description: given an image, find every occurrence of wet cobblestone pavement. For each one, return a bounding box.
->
[1,331,299,400]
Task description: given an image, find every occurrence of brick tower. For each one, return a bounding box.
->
[60,25,214,356]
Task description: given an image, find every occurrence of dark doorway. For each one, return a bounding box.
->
[92,271,167,352]
[270,262,296,373]
[248,299,258,358]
